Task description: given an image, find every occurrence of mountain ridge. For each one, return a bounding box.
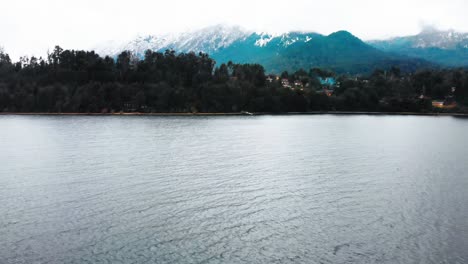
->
[95,25,457,73]
[368,28,468,66]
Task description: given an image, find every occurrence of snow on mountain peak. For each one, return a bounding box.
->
[95,24,253,57]
[255,34,275,47]
[94,26,329,58]
[175,24,251,52]
[414,29,468,49]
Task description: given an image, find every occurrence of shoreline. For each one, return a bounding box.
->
[1,111,468,117]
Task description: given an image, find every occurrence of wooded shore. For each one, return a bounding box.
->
[2,112,467,117]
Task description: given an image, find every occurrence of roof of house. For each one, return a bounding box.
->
[319,77,336,86]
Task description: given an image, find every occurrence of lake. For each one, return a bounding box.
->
[1,115,468,264]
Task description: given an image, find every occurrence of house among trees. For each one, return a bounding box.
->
[319,77,336,87]
[316,88,334,97]
[294,80,303,88]
[432,96,457,109]
[281,78,291,88]
[0,46,467,114]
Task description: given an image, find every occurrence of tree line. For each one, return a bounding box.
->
[0,46,467,113]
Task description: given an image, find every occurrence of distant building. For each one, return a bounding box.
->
[317,88,333,97]
[318,77,336,87]
[432,101,445,108]
[323,89,333,97]
[432,96,457,109]
[281,78,291,88]
[294,80,303,88]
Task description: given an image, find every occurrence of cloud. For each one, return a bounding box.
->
[0,0,467,59]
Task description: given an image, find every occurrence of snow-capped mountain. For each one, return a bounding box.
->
[369,27,468,66]
[94,25,434,73]
[95,25,322,57]
[95,25,253,57]
[412,28,468,49]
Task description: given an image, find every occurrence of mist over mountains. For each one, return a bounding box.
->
[95,25,468,74]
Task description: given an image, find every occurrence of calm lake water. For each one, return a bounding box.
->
[1,115,468,264]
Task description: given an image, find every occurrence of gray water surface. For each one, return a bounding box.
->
[1,115,468,264]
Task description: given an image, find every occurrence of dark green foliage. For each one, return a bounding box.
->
[0,47,467,113]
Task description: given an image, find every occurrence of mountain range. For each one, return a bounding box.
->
[369,27,468,67]
[95,25,468,74]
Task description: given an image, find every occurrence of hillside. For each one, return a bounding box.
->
[369,28,468,67]
[95,25,434,74]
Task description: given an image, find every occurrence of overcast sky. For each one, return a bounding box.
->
[1,0,467,60]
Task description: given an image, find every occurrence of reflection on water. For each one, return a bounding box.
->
[1,115,467,263]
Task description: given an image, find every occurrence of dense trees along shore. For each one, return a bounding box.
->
[0,46,467,113]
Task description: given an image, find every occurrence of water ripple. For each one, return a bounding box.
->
[1,115,468,264]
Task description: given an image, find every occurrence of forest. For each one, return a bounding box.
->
[0,46,467,113]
